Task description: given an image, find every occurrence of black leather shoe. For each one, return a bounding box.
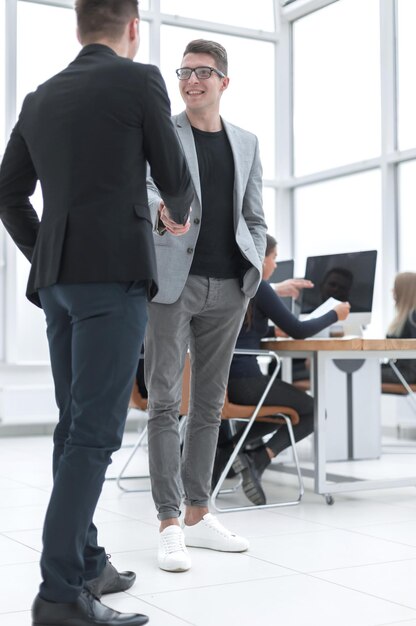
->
[32,590,148,625]
[247,445,272,477]
[232,451,267,506]
[86,558,136,597]
[241,453,267,506]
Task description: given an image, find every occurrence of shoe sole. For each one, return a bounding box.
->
[158,563,191,572]
[241,467,266,506]
[231,454,247,474]
[185,538,248,552]
[33,620,149,626]
[33,623,149,626]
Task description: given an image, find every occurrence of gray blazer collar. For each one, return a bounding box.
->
[173,111,242,209]
[173,112,202,204]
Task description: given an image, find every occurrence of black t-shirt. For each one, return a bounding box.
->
[190,126,246,279]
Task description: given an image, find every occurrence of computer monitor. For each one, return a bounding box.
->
[269,259,294,311]
[299,250,378,335]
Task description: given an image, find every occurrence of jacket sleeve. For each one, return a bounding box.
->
[256,281,338,339]
[242,137,267,264]
[146,172,165,233]
[142,66,193,226]
[0,117,40,262]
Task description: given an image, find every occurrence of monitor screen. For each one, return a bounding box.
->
[269,259,294,311]
[300,250,378,314]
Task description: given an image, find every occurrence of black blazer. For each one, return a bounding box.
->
[0,44,193,306]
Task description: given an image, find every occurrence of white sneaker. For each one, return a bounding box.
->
[158,526,191,572]
[183,513,249,552]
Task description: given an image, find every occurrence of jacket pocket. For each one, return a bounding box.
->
[133,203,152,225]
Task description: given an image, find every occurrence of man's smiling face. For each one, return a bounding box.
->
[178,52,228,114]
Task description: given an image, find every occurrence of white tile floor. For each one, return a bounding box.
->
[2,433,416,626]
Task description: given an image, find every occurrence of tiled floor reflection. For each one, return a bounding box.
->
[2,433,416,626]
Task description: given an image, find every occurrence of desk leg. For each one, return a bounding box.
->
[281,356,292,383]
[313,351,328,495]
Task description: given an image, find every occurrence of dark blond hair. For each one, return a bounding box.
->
[75,0,139,41]
[183,39,228,75]
[388,272,416,335]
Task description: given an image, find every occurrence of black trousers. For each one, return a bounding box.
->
[226,376,314,455]
[38,281,148,603]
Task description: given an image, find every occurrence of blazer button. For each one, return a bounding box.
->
[194,218,200,224]
[187,247,194,254]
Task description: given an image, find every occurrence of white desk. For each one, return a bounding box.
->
[262,338,416,503]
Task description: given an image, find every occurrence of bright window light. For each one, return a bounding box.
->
[293,0,381,176]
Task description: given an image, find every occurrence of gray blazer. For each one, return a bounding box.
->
[147,111,267,304]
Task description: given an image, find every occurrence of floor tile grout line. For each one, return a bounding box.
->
[236,550,416,575]
[0,532,41,554]
[308,555,416,575]
[343,525,416,550]
[305,569,416,614]
[123,594,197,625]
[127,574,301,599]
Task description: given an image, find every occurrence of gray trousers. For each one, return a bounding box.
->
[145,275,248,520]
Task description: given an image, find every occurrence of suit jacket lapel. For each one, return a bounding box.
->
[174,113,248,222]
[174,112,202,205]
[222,119,245,225]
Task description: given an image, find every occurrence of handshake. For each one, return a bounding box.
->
[158,201,192,236]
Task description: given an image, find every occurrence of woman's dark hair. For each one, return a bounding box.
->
[265,233,277,257]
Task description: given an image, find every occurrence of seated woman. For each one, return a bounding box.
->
[213,234,350,505]
[381,272,416,385]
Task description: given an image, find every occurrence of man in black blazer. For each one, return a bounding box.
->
[0,1,192,624]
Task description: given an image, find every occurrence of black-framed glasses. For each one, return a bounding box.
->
[175,66,225,80]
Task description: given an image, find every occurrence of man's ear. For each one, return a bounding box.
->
[220,76,230,93]
[129,17,139,41]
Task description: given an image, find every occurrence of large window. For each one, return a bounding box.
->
[398,160,416,271]
[396,0,416,151]
[135,19,149,63]
[292,0,381,176]
[160,0,275,32]
[17,2,80,113]
[160,25,275,178]
[13,2,79,362]
[294,170,382,332]
[263,187,276,235]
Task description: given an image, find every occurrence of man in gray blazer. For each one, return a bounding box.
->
[146,39,267,572]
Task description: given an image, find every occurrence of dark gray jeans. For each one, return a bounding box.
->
[145,275,248,520]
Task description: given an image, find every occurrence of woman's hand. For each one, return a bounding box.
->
[334,301,351,321]
[274,326,289,338]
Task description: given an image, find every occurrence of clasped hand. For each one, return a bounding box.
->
[159,201,191,236]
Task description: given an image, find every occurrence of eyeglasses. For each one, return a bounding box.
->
[175,66,225,80]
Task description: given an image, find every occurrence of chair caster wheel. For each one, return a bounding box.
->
[325,494,334,505]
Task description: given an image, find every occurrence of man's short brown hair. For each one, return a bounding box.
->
[75,0,139,41]
[183,39,228,76]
